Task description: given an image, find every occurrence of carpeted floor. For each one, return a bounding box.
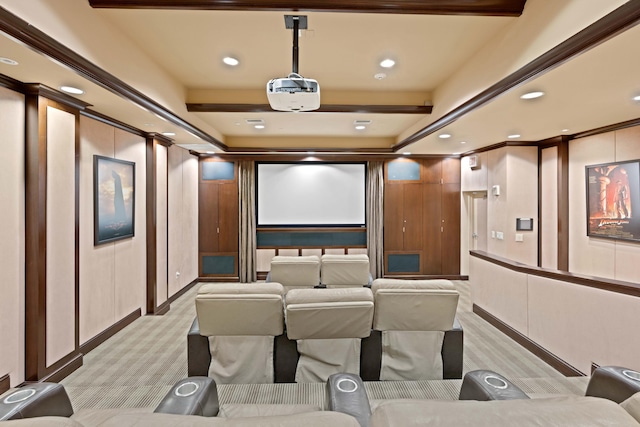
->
[55,280,588,410]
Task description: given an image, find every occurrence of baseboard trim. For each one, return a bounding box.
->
[80,308,141,355]
[1,374,9,394]
[40,354,83,384]
[154,300,171,315]
[383,274,469,280]
[473,304,585,377]
[167,278,199,304]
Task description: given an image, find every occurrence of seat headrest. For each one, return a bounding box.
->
[269,256,320,287]
[285,288,374,340]
[372,280,458,331]
[320,254,370,287]
[196,282,284,336]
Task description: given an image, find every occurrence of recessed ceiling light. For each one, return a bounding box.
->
[439,133,452,139]
[633,95,640,102]
[460,141,467,144]
[0,57,18,65]
[508,134,521,139]
[374,73,387,80]
[206,151,215,154]
[254,124,265,129]
[520,91,544,100]
[403,152,411,155]
[380,58,395,68]
[223,56,239,66]
[562,129,569,132]
[162,132,176,136]
[60,85,84,95]
[355,125,366,130]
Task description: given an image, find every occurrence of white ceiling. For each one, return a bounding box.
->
[0,0,638,155]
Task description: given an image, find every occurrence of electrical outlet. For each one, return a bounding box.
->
[491,230,496,238]
[515,234,524,242]
[496,231,504,240]
[176,271,181,279]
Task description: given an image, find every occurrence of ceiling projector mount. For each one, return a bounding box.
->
[266,15,320,112]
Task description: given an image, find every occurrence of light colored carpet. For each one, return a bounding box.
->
[56,280,588,410]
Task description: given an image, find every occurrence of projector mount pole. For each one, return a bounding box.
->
[284,15,307,76]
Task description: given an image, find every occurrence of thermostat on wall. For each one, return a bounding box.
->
[516,218,533,231]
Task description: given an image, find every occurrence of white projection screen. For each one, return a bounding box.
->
[257,163,366,226]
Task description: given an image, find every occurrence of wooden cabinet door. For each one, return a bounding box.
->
[402,183,423,250]
[383,183,404,251]
[199,183,219,253]
[217,182,239,253]
[422,183,442,274]
[441,183,461,274]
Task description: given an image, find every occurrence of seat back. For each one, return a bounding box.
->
[195,283,285,384]
[269,255,320,291]
[320,254,371,287]
[285,287,374,382]
[370,279,459,381]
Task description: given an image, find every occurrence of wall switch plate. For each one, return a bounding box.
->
[515,234,524,242]
[491,230,496,238]
[496,231,504,240]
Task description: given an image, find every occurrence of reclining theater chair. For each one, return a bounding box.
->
[320,254,372,288]
[285,287,374,382]
[268,255,320,292]
[368,279,460,381]
[194,282,285,384]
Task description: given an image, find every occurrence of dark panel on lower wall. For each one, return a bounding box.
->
[0,374,9,394]
[473,304,584,377]
[79,309,141,355]
[202,255,236,275]
[387,253,421,273]
[257,230,366,247]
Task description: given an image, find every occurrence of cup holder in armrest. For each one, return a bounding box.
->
[327,373,371,427]
[623,370,640,382]
[336,378,359,393]
[154,377,219,417]
[0,383,73,421]
[459,370,529,401]
[586,366,640,403]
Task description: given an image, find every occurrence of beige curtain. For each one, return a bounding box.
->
[366,161,384,278]
[238,160,257,282]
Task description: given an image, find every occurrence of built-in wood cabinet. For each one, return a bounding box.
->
[384,158,460,276]
[198,160,239,278]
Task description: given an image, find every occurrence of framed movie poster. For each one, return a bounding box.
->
[94,155,135,245]
[586,160,640,242]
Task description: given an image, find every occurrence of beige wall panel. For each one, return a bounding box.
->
[540,147,558,269]
[45,107,76,366]
[469,256,528,335]
[156,145,168,305]
[301,249,323,257]
[278,249,299,257]
[167,145,184,297]
[528,275,640,374]
[324,248,346,255]
[0,88,25,386]
[568,134,615,278]
[347,248,368,255]
[114,129,147,317]
[612,127,640,283]
[257,249,276,272]
[79,116,116,345]
[505,147,538,265]
[181,150,199,287]
[486,147,507,257]
[461,152,488,192]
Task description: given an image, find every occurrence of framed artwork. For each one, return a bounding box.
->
[94,155,135,245]
[586,160,640,242]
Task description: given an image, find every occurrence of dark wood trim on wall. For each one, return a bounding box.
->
[0,6,226,151]
[0,374,9,394]
[394,0,640,151]
[556,137,569,271]
[40,354,83,384]
[80,309,141,355]
[571,117,640,140]
[470,250,640,298]
[146,136,159,314]
[0,73,25,93]
[88,0,527,16]
[473,304,584,376]
[82,109,146,138]
[461,141,537,157]
[187,103,433,114]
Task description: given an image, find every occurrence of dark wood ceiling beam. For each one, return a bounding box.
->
[394,0,640,151]
[88,0,527,17]
[187,103,432,114]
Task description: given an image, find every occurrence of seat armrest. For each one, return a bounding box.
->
[187,317,212,377]
[154,377,219,416]
[586,366,640,403]
[0,383,73,420]
[459,370,529,401]
[442,317,464,379]
[326,373,371,427]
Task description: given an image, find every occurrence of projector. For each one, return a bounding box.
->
[266,77,320,112]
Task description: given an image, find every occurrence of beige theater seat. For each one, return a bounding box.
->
[320,254,371,287]
[268,255,320,292]
[371,278,459,381]
[285,287,374,382]
[195,282,285,384]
